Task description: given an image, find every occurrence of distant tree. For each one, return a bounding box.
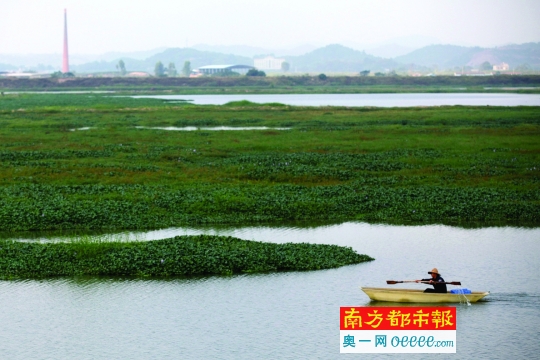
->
[387,70,397,76]
[318,73,327,80]
[281,61,290,72]
[182,61,191,77]
[51,71,74,78]
[374,72,385,77]
[246,69,266,77]
[168,62,177,77]
[359,70,370,77]
[246,69,257,76]
[116,60,127,76]
[209,70,240,77]
[154,61,165,77]
[480,61,492,71]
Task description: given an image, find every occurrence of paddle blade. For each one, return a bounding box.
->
[449,281,462,286]
[386,280,401,284]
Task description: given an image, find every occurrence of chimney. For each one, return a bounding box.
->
[62,9,69,73]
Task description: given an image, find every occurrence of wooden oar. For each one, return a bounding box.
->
[387,280,462,286]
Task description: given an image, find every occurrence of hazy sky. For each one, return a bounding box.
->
[1,0,539,54]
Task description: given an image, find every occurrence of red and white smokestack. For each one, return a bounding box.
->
[62,9,70,73]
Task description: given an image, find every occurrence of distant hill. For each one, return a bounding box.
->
[0,63,17,71]
[192,44,269,58]
[0,54,62,70]
[395,43,540,69]
[486,43,540,69]
[73,48,252,73]
[4,42,538,74]
[394,45,480,68]
[284,44,399,72]
[72,45,399,74]
[98,48,167,62]
[144,48,251,69]
[364,43,416,59]
[192,44,319,57]
[0,49,167,71]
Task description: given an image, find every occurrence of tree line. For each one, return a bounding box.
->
[153,61,193,77]
[112,60,193,77]
[116,60,292,77]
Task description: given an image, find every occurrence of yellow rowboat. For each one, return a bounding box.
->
[361,287,490,303]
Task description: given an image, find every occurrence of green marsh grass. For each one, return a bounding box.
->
[0,94,539,230]
[0,235,374,278]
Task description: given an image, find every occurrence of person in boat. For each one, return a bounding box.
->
[416,268,447,293]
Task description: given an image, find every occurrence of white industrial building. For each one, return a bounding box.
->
[493,62,510,71]
[196,64,255,75]
[253,56,286,70]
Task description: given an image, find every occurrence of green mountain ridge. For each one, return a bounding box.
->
[284,44,399,72]
[71,44,398,74]
[4,42,538,74]
[73,48,252,73]
[394,42,540,69]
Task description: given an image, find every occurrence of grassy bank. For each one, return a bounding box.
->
[0,94,539,229]
[0,235,374,278]
[2,75,540,93]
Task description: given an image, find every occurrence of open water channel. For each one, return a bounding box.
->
[132,93,540,107]
[1,223,539,359]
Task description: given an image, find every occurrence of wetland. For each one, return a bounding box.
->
[0,92,539,358]
[1,93,539,232]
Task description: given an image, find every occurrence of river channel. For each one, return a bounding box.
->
[131,93,540,107]
[1,222,539,359]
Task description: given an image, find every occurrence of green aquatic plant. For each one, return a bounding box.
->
[0,235,374,278]
[0,94,538,229]
[0,183,537,231]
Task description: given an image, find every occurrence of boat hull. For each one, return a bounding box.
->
[361,287,489,303]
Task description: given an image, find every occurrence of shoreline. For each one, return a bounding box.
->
[2,75,540,94]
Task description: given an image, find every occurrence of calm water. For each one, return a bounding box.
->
[1,223,539,359]
[134,126,291,131]
[131,93,540,107]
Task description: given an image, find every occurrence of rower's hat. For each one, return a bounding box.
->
[428,268,439,275]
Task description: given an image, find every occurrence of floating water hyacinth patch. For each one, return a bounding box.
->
[0,235,374,278]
